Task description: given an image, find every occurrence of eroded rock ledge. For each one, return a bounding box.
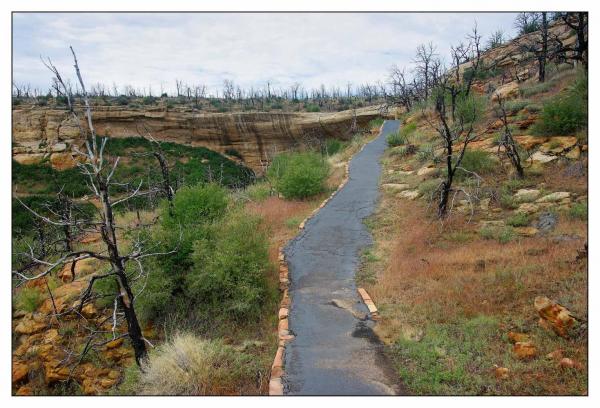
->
[12,106,384,173]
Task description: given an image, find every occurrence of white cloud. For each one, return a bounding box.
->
[12,12,519,95]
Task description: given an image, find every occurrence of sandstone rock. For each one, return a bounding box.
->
[44,363,70,385]
[13,153,46,165]
[51,142,67,152]
[536,192,570,203]
[479,198,490,211]
[515,203,540,215]
[397,170,414,176]
[515,135,547,150]
[15,315,46,335]
[12,361,29,385]
[534,296,577,338]
[515,226,539,237]
[15,385,33,396]
[43,329,59,344]
[492,82,520,101]
[539,136,578,154]
[398,190,421,200]
[105,338,124,350]
[278,308,289,320]
[507,331,530,343]
[531,151,558,164]
[559,357,584,370]
[108,370,120,380]
[546,349,564,361]
[480,220,505,228]
[565,146,581,160]
[417,166,439,178]
[494,366,510,380]
[81,303,98,319]
[13,106,383,174]
[514,189,541,203]
[382,183,410,192]
[513,341,537,360]
[50,152,79,170]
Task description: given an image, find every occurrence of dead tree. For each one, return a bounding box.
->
[136,122,175,214]
[495,98,524,179]
[413,42,437,101]
[561,12,588,68]
[15,47,176,367]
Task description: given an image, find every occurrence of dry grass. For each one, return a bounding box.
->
[134,333,266,395]
[365,96,588,393]
[366,193,587,395]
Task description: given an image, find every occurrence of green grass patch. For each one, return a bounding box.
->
[386,131,407,147]
[568,202,587,220]
[14,287,44,312]
[506,213,530,227]
[389,315,500,395]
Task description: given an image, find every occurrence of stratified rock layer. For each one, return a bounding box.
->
[12,106,383,173]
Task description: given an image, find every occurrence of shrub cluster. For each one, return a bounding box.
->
[129,184,274,328]
[267,152,329,199]
[531,72,587,136]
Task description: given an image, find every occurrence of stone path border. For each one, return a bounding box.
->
[268,125,384,396]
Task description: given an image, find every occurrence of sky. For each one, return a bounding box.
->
[12,13,519,96]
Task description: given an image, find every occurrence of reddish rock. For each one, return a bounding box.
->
[15,385,33,396]
[507,331,530,344]
[494,366,509,380]
[513,341,537,360]
[534,296,577,337]
[546,349,564,361]
[559,357,584,370]
[12,361,29,385]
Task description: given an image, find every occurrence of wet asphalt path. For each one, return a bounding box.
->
[282,120,401,395]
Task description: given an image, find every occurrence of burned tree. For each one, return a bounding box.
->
[14,47,176,367]
[429,79,484,218]
[136,122,175,214]
[494,98,525,179]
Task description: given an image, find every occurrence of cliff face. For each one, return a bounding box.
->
[12,106,383,172]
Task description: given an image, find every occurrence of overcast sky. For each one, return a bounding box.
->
[13,13,519,96]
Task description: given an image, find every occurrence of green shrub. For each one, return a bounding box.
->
[246,182,271,202]
[116,95,129,106]
[400,122,417,139]
[324,139,346,156]
[416,144,436,163]
[479,225,515,244]
[418,179,441,198]
[386,131,407,147]
[187,212,272,321]
[15,287,44,312]
[520,81,553,97]
[506,213,530,227]
[161,184,228,230]
[142,96,157,105]
[133,334,263,395]
[568,202,587,220]
[368,117,384,129]
[455,150,495,180]
[306,104,320,112]
[530,72,587,136]
[504,100,530,114]
[267,152,329,199]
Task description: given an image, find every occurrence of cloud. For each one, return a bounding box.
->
[12,12,519,95]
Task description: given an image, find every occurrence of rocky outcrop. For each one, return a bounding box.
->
[12,105,384,173]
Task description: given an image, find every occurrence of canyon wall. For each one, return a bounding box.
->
[12,106,385,172]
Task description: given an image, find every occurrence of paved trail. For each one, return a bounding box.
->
[283,120,402,395]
